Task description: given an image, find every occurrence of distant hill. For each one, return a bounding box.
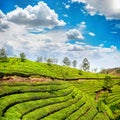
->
[101,68,120,76]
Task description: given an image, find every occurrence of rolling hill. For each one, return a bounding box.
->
[101,68,120,77]
[0,57,111,80]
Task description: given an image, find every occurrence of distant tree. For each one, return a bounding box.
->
[47,58,53,65]
[81,58,90,71]
[72,60,77,68]
[36,57,43,62]
[63,57,71,66]
[0,48,7,61]
[20,52,26,62]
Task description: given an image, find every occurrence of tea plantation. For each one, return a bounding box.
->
[0,58,120,120]
[0,80,120,120]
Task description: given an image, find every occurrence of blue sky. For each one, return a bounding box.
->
[0,0,120,71]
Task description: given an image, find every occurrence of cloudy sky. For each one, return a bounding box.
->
[0,0,120,71]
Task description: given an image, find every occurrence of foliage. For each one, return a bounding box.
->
[103,76,112,90]
[20,52,26,62]
[63,57,71,66]
[47,58,53,65]
[81,58,90,71]
[0,48,7,61]
[72,60,77,68]
[36,57,43,62]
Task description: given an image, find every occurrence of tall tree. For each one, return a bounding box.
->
[0,48,7,61]
[20,52,26,62]
[72,60,77,68]
[81,58,90,71]
[63,57,71,66]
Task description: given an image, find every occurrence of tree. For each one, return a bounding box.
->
[63,57,71,66]
[81,58,90,71]
[72,60,77,68]
[20,52,26,62]
[47,58,53,65]
[36,57,43,62]
[0,48,7,61]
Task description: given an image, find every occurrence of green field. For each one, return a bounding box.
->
[0,58,120,120]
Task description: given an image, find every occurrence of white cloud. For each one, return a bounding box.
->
[65,43,120,70]
[115,24,120,29]
[63,14,68,17]
[0,19,9,32]
[71,0,120,20]
[0,10,5,18]
[77,21,86,31]
[89,32,95,36]
[63,2,70,9]
[65,4,70,9]
[66,29,84,40]
[6,1,66,28]
[0,11,10,32]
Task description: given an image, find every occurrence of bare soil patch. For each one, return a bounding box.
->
[0,76,53,83]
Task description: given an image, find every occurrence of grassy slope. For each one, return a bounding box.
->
[0,57,113,79]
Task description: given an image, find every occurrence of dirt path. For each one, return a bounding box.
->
[0,76,53,83]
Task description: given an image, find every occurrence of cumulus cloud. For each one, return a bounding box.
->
[0,19,9,32]
[66,29,84,40]
[0,11,9,32]
[0,1,120,70]
[6,1,66,28]
[89,32,95,36]
[0,21,120,70]
[71,0,120,20]
[65,42,120,70]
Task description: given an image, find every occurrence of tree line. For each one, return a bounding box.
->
[0,48,90,71]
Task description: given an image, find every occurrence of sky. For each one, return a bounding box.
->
[0,0,120,71]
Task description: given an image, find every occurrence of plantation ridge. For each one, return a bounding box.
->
[0,57,116,80]
[0,57,120,120]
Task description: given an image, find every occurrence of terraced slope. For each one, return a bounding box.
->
[106,84,120,119]
[0,82,111,120]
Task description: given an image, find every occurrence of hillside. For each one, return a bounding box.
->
[0,57,111,80]
[101,68,120,77]
[0,58,120,120]
[0,81,120,120]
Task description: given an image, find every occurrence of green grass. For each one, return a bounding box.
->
[0,57,114,80]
